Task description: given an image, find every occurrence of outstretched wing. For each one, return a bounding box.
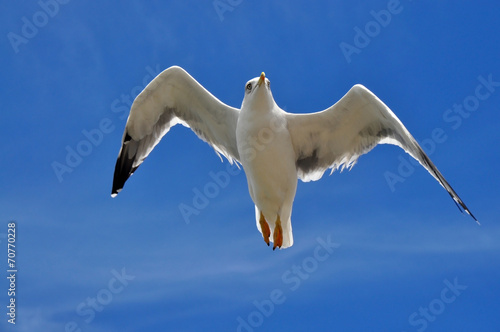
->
[112,66,240,197]
[286,84,477,222]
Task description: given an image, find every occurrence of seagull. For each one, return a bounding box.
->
[111,66,477,250]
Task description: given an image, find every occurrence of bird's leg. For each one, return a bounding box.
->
[259,211,271,246]
[273,215,283,250]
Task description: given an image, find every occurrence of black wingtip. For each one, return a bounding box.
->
[447,192,479,225]
[459,203,479,225]
[111,134,140,198]
[466,210,480,225]
[111,159,138,197]
[124,132,132,143]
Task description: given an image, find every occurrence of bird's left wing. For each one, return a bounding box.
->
[112,66,240,197]
[286,84,477,221]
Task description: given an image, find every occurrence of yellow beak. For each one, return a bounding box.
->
[258,72,266,86]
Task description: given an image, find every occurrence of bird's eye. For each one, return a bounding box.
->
[246,83,252,91]
[266,81,270,88]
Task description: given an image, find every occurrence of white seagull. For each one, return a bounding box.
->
[112,66,477,250]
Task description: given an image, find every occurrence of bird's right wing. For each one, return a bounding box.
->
[286,84,477,222]
[112,66,240,197]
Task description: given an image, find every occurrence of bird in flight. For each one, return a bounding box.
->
[112,66,477,250]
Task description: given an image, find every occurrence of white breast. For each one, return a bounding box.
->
[236,106,297,220]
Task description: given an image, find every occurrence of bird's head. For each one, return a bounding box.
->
[241,72,276,112]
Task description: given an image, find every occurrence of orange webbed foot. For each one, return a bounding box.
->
[259,212,271,246]
[273,215,283,250]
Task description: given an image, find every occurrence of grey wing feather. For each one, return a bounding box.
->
[112,66,240,197]
[286,84,477,222]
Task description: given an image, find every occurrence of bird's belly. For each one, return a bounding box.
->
[239,131,297,214]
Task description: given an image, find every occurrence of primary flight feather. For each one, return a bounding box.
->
[112,66,477,249]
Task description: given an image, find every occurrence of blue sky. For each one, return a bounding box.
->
[1,1,499,331]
